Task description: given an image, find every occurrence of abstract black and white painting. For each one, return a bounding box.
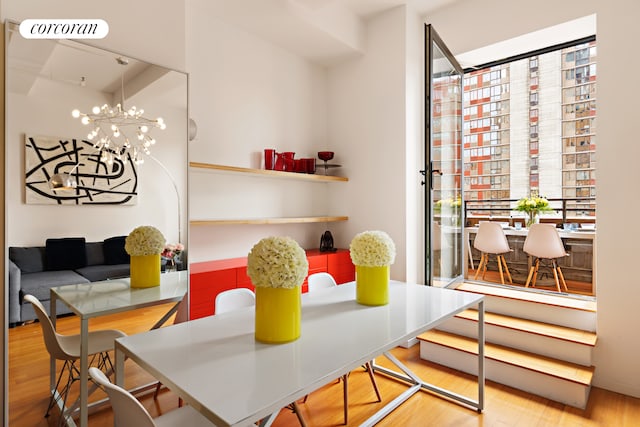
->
[25,134,138,205]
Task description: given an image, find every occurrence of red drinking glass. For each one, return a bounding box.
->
[264,149,275,170]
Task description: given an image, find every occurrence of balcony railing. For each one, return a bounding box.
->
[462,197,596,223]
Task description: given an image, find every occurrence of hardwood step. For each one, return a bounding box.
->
[418,330,594,386]
[456,309,597,347]
[455,282,597,331]
[457,282,597,312]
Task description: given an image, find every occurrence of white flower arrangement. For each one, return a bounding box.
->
[247,236,309,289]
[125,226,166,256]
[349,230,396,267]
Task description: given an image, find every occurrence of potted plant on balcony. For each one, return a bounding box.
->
[515,194,553,227]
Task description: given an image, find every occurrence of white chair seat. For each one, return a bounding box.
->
[307,272,337,293]
[57,329,126,359]
[214,288,255,314]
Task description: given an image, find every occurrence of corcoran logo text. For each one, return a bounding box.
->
[19,19,109,39]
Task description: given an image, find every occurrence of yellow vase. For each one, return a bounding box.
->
[130,254,161,288]
[255,285,301,344]
[356,265,389,306]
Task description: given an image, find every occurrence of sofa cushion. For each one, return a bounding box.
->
[20,270,90,301]
[75,264,130,282]
[9,246,45,273]
[103,236,129,265]
[46,238,87,271]
[85,242,105,266]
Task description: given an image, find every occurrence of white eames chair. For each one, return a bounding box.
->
[523,223,570,292]
[214,287,255,314]
[307,272,337,293]
[305,273,382,425]
[24,294,126,426]
[473,222,513,284]
[89,367,218,427]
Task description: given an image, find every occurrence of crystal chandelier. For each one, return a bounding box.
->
[71,57,166,166]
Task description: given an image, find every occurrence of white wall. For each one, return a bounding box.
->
[405,4,426,284]
[327,7,409,281]
[186,0,333,262]
[425,0,640,398]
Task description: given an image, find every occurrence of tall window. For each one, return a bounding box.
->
[462,39,597,218]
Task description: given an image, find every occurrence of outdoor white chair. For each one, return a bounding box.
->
[214,288,255,314]
[523,223,570,292]
[24,294,126,426]
[305,273,382,425]
[89,367,218,427]
[307,272,337,293]
[473,221,513,284]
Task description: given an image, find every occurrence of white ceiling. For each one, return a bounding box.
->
[204,0,462,66]
[6,23,185,108]
[341,0,457,17]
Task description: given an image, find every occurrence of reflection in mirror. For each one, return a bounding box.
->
[5,20,188,327]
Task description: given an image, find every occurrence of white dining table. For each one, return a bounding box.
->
[50,270,188,427]
[115,281,485,427]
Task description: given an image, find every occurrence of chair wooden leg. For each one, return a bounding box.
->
[342,374,348,425]
[500,256,513,284]
[153,381,161,399]
[497,254,505,284]
[481,254,489,280]
[525,259,539,288]
[364,362,382,402]
[473,254,485,280]
[290,401,308,427]
[557,265,569,292]
[551,260,562,292]
[531,259,540,287]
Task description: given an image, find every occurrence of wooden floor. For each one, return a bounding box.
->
[467,268,595,297]
[8,305,640,426]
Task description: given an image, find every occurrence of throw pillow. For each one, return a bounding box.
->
[45,238,87,271]
[103,236,129,265]
[85,242,106,266]
[9,246,46,273]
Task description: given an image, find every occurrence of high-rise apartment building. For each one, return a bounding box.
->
[461,41,597,217]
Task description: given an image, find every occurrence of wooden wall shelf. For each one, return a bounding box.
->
[191,216,348,226]
[189,162,348,182]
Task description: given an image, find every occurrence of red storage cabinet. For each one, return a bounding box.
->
[189,249,354,319]
[327,249,356,284]
[189,257,245,319]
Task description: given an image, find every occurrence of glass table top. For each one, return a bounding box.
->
[50,270,188,318]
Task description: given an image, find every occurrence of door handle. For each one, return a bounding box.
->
[429,162,443,189]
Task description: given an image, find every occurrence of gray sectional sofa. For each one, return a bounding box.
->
[8,236,130,326]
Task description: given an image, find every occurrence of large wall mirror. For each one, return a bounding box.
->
[4,21,188,320]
